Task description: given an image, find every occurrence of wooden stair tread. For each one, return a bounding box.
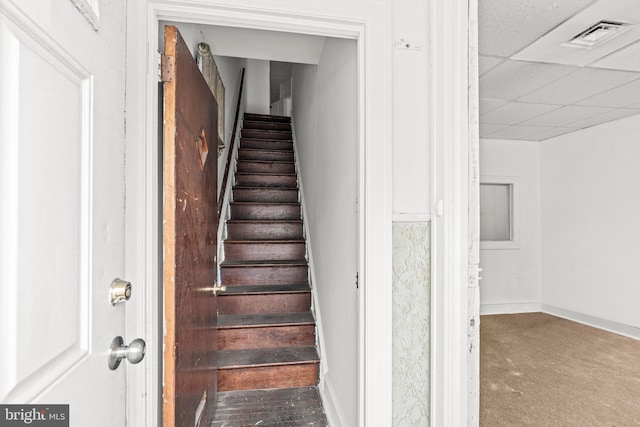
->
[225,239,305,244]
[240,137,293,143]
[231,201,300,205]
[241,130,292,137]
[221,284,310,295]
[235,172,296,177]
[222,259,307,267]
[232,186,298,192]
[239,147,294,154]
[218,346,319,369]
[244,113,291,122]
[227,219,303,224]
[218,312,315,329]
[237,159,295,165]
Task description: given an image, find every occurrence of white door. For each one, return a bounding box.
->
[0,1,131,425]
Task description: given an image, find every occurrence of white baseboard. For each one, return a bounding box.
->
[480,302,541,315]
[541,304,640,341]
[319,374,344,427]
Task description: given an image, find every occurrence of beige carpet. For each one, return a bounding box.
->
[481,313,640,426]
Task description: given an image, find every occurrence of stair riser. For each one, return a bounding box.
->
[237,162,295,174]
[240,139,293,151]
[218,364,319,392]
[218,325,315,351]
[221,265,308,285]
[217,293,311,315]
[241,129,292,140]
[244,113,291,124]
[226,223,303,240]
[231,204,301,220]
[235,174,297,188]
[238,149,294,162]
[233,188,298,203]
[225,242,306,262]
[243,121,291,132]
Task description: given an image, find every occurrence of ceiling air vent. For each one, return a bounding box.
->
[563,20,630,49]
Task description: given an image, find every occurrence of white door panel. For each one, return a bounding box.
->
[0,1,129,425]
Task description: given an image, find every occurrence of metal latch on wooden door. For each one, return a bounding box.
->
[198,283,227,296]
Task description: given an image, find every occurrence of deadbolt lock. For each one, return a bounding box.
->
[110,278,132,305]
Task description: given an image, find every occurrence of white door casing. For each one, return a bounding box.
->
[124,1,393,425]
[0,0,130,425]
[430,0,478,425]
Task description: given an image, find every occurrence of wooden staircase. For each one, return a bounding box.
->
[213,113,327,425]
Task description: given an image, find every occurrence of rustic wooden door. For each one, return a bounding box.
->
[162,25,219,427]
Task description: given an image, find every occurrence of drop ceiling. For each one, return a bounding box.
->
[479,0,640,141]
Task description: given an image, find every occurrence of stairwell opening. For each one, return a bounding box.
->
[159,21,359,426]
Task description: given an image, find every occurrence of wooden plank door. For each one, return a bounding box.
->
[162,25,219,427]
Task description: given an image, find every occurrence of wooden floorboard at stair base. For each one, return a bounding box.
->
[210,387,327,426]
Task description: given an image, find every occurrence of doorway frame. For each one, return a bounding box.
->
[429,0,479,425]
[124,1,394,426]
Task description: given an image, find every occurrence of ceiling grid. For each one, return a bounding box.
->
[479,0,640,141]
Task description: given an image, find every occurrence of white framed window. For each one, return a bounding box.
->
[480,175,519,250]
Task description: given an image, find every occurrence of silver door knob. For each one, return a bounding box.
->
[108,336,146,370]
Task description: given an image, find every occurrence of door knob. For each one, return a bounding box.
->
[108,336,146,370]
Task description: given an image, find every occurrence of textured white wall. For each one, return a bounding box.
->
[392,222,430,426]
[244,58,270,114]
[479,139,541,314]
[291,38,359,426]
[541,114,640,328]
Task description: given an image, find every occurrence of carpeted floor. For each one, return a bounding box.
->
[481,313,640,426]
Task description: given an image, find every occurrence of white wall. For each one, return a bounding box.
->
[244,58,270,114]
[212,55,244,188]
[480,139,541,314]
[541,114,640,329]
[392,0,430,219]
[291,38,358,427]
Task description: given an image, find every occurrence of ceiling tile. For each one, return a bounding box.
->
[592,40,640,72]
[575,79,640,107]
[478,0,596,57]
[566,109,640,128]
[528,127,580,141]
[484,125,553,140]
[478,56,503,76]
[481,102,561,125]
[522,105,613,126]
[518,68,640,105]
[480,60,578,100]
[512,0,640,67]
[479,123,508,138]
[479,98,509,114]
